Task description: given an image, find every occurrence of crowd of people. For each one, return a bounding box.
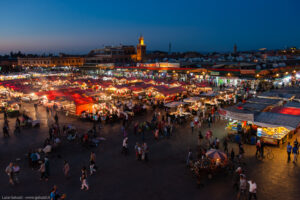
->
[2,81,300,200]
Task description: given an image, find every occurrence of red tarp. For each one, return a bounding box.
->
[271,106,300,116]
[36,89,95,106]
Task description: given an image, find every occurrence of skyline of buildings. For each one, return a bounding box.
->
[1,36,299,75]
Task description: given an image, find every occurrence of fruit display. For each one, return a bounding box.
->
[258,127,289,139]
[225,120,239,132]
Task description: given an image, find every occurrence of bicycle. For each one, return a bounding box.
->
[256,147,274,160]
[265,147,274,160]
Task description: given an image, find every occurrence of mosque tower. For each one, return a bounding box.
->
[136,36,146,62]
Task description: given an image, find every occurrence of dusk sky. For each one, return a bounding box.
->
[1,0,299,54]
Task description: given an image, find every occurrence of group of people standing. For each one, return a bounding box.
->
[5,162,20,185]
[287,139,299,163]
[134,142,149,162]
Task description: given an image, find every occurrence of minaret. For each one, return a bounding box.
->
[234,44,237,54]
[136,36,146,62]
[169,42,172,55]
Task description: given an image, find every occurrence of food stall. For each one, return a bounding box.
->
[6,101,20,117]
[254,112,300,145]
[256,127,289,145]
[183,97,204,114]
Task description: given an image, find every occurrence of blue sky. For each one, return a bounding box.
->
[0,0,299,54]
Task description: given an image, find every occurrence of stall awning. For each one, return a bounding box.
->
[254,112,300,130]
[219,107,254,122]
[270,106,300,116]
[235,102,269,112]
[183,97,200,103]
[284,101,300,109]
[200,91,218,97]
[164,101,187,108]
[247,98,281,105]
[258,92,294,100]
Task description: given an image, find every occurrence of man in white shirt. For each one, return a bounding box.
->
[248,180,257,199]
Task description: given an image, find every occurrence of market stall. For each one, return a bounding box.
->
[254,112,300,145]
[6,101,20,117]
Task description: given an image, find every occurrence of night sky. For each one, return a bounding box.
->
[1,0,299,54]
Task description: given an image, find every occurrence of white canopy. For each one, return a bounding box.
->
[183,97,200,103]
[164,101,187,108]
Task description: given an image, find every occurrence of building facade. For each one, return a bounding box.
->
[85,45,136,65]
[18,56,84,67]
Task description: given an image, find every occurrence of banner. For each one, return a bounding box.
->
[240,69,255,75]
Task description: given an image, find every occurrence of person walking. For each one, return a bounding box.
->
[143,143,149,162]
[80,174,89,190]
[248,179,257,199]
[54,113,59,124]
[287,142,293,162]
[39,161,48,181]
[12,163,20,184]
[15,117,21,134]
[135,142,139,160]
[190,121,194,133]
[207,115,211,128]
[137,144,142,161]
[237,174,247,199]
[50,186,57,200]
[239,143,245,160]
[5,162,14,185]
[223,138,228,154]
[122,137,128,155]
[89,161,97,175]
[230,149,235,161]
[186,148,193,167]
[45,157,50,179]
[154,128,159,140]
[260,140,265,158]
[81,166,88,178]
[30,151,38,169]
[198,131,203,146]
[3,124,9,137]
[90,152,96,163]
[293,144,298,163]
[63,160,70,178]
[255,140,261,157]
[294,139,299,148]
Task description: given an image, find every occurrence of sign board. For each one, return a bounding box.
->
[137,62,180,68]
[257,128,262,137]
[210,71,220,76]
[96,63,114,67]
[240,70,255,75]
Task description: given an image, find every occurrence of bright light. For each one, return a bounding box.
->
[283,75,291,82]
[30,93,35,96]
